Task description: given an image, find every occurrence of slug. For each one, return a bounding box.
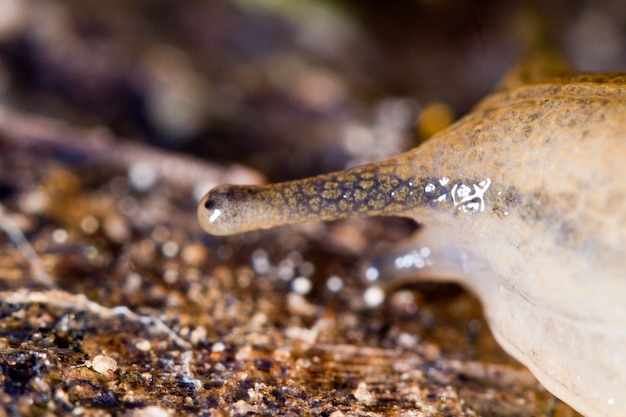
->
[198,69,626,417]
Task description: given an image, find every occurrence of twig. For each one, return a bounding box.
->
[1,289,192,349]
[0,106,264,195]
[0,203,55,286]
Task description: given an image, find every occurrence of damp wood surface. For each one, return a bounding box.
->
[0,1,624,416]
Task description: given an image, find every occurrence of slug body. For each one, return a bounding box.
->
[199,72,626,417]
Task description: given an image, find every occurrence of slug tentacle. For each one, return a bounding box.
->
[360,227,473,286]
[198,151,499,236]
[199,157,448,235]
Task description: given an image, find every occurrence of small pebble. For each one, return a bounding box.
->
[135,340,152,352]
[131,405,172,417]
[89,354,117,377]
[353,381,374,405]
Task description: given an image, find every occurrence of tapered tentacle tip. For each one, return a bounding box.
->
[197,185,248,236]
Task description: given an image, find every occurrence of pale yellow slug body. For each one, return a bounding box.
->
[198,72,626,417]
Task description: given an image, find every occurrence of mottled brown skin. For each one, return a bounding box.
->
[199,73,626,417]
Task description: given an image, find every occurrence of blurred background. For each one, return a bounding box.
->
[0,0,623,181]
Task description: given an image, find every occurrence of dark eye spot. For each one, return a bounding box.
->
[204,199,216,210]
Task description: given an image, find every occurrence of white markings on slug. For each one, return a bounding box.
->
[209,208,222,223]
[425,177,491,211]
[451,178,491,212]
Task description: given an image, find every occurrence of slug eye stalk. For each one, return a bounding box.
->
[197,156,499,236]
[197,162,432,236]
